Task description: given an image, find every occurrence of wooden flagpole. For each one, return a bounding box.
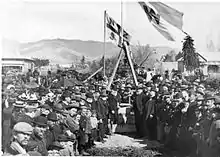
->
[103,10,107,77]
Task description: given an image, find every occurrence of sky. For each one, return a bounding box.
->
[1,0,220,52]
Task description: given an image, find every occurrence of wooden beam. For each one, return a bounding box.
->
[123,42,138,86]
[83,67,103,83]
[107,49,123,90]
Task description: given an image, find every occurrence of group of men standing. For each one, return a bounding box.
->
[1,68,220,156]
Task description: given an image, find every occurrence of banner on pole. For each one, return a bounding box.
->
[106,12,131,46]
[139,1,185,42]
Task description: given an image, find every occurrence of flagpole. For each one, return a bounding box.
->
[120,0,124,46]
[103,10,107,77]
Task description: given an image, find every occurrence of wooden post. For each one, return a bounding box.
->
[103,10,107,77]
[107,49,123,90]
[83,67,103,83]
[123,42,138,86]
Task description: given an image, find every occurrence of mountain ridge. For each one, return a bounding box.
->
[2,38,179,64]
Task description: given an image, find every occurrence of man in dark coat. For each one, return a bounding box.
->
[133,86,148,137]
[96,90,109,141]
[4,122,34,156]
[108,85,121,134]
[78,106,90,156]
[26,116,48,156]
[143,90,158,140]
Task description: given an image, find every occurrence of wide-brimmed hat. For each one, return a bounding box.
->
[86,93,93,99]
[24,82,39,89]
[25,103,39,109]
[47,112,58,121]
[62,91,71,98]
[80,88,86,93]
[57,134,75,142]
[48,141,64,150]
[100,90,108,97]
[65,103,81,110]
[33,116,48,127]
[74,88,81,95]
[196,96,205,102]
[38,103,51,110]
[52,103,64,112]
[18,93,29,101]
[13,101,26,108]
[214,97,220,104]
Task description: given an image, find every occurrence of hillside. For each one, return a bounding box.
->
[2,38,179,64]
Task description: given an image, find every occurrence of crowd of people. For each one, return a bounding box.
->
[1,67,220,156]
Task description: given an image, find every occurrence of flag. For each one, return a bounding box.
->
[149,2,183,30]
[138,1,185,41]
[105,12,131,46]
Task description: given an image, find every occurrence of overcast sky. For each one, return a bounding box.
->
[1,0,220,52]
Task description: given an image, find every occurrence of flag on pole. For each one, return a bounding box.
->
[105,12,131,46]
[138,1,185,41]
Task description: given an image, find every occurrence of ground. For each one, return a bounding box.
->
[87,133,167,157]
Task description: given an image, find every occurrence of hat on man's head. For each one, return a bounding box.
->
[13,101,26,108]
[52,103,64,112]
[57,134,75,142]
[62,91,71,98]
[33,116,48,127]
[214,97,220,105]
[48,141,64,151]
[88,85,95,91]
[74,88,81,95]
[38,103,51,110]
[47,112,58,121]
[86,93,93,99]
[80,88,86,93]
[196,96,205,102]
[111,85,117,91]
[100,90,108,97]
[13,122,33,135]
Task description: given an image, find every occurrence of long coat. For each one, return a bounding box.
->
[27,133,48,156]
[108,93,121,124]
[96,99,109,120]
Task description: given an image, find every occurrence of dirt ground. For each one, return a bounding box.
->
[95,133,162,149]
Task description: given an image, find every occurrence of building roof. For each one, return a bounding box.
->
[2,58,34,62]
[200,52,220,62]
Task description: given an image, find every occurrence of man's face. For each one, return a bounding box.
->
[137,89,143,94]
[76,114,81,121]
[163,86,168,92]
[206,100,214,109]
[41,108,50,116]
[14,132,31,146]
[48,120,55,128]
[65,97,71,103]
[165,97,171,103]
[69,108,77,116]
[150,91,156,98]
[34,125,46,138]
[81,109,87,115]
[87,98,93,103]
[197,100,203,105]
